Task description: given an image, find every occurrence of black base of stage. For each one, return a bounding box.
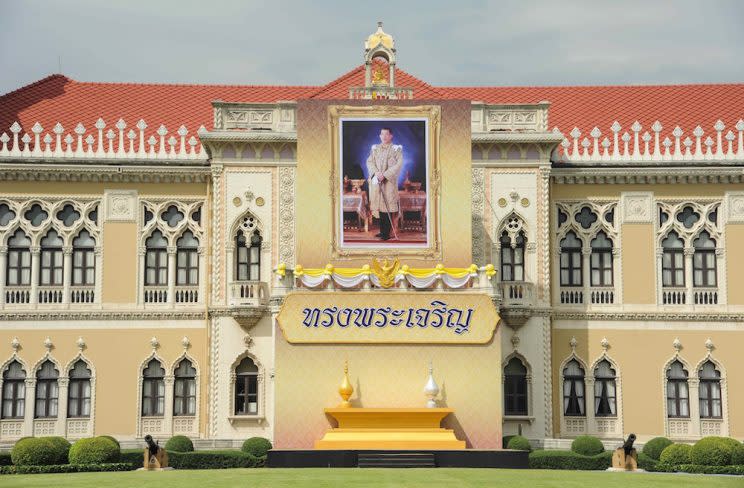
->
[267,449,529,468]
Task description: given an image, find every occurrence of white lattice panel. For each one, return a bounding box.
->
[67,419,91,437]
[141,417,165,435]
[668,419,690,436]
[33,419,57,436]
[0,420,24,438]
[565,418,586,435]
[595,418,618,435]
[173,417,196,435]
[700,420,722,436]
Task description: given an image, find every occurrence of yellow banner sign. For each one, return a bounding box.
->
[276,292,499,344]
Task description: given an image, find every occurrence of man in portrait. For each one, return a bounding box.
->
[365,127,403,241]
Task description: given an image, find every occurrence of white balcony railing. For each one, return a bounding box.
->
[144,286,169,304]
[693,287,719,305]
[174,286,199,304]
[4,286,31,304]
[559,287,584,305]
[229,281,269,306]
[589,286,615,305]
[70,286,95,304]
[499,281,534,307]
[662,287,687,305]
[37,285,64,304]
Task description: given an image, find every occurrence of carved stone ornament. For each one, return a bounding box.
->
[104,189,137,222]
[725,192,744,223]
[10,336,20,352]
[621,192,653,223]
[672,337,682,353]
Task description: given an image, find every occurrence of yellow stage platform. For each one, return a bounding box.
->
[315,408,466,450]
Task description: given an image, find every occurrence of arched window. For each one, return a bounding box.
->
[176,231,199,286]
[504,357,528,415]
[698,361,721,419]
[35,360,59,418]
[590,232,613,286]
[141,359,165,417]
[593,360,616,417]
[145,231,168,286]
[173,358,196,417]
[7,230,31,286]
[500,231,525,282]
[234,357,258,415]
[662,232,685,287]
[72,230,96,286]
[666,360,689,418]
[560,232,582,286]
[693,232,716,287]
[40,229,64,286]
[236,230,261,281]
[563,359,585,416]
[68,360,92,418]
[1,360,26,419]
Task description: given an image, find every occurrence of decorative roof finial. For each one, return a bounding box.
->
[673,337,682,353]
[10,337,20,353]
[705,338,714,353]
[181,336,190,350]
[569,336,578,353]
[150,336,160,351]
[600,337,609,352]
[76,336,86,352]
[43,336,53,353]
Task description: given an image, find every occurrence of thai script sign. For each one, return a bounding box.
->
[277,292,499,344]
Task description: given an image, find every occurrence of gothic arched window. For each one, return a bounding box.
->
[698,361,722,419]
[236,230,261,282]
[666,360,689,418]
[693,231,716,287]
[560,232,582,286]
[7,230,31,286]
[72,230,96,286]
[662,232,685,287]
[1,360,26,419]
[173,358,197,416]
[176,231,199,286]
[563,359,585,416]
[145,231,168,286]
[234,357,259,415]
[590,232,613,286]
[141,359,165,417]
[593,360,616,417]
[68,359,92,418]
[500,231,525,282]
[40,230,64,286]
[35,360,59,418]
[504,357,528,415]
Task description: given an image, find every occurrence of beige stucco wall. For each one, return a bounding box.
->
[620,223,656,304]
[101,222,137,303]
[725,224,744,305]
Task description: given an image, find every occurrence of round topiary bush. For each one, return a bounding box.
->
[11,437,71,466]
[68,436,120,464]
[731,442,744,465]
[165,435,194,452]
[506,435,532,452]
[659,443,692,465]
[571,435,604,456]
[98,435,120,449]
[690,436,738,466]
[642,436,673,460]
[241,437,272,458]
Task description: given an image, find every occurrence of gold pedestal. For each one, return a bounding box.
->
[315,408,466,450]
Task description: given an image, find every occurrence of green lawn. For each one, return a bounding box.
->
[0,468,741,488]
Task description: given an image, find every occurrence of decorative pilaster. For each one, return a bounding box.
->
[0,246,7,305]
[163,375,175,436]
[23,378,36,436]
[167,245,177,307]
[29,246,40,305]
[57,377,69,437]
[211,164,224,303]
[62,246,72,306]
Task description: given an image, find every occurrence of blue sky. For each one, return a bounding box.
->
[1,0,742,95]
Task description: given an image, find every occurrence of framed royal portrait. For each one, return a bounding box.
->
[329,105,441,258]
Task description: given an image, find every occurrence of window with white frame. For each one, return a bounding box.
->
[39,230,64,286]
[236,230,262,282]
[234,357,259,415]
[67,360,91,418]
[141,359,165,417]
[6,230,31,286]
[500,231,525,282]
[563,359,585,416]
[173,358,196,417]
[693,232,717,287]
[593,360,616,417]
[1,360,26,419]
[503,357,528,415]
[698,361,722,419]
[590,232,613,286]
[72,230,96,286]
[661,232,685,287]
[144,231,168,286]
[176,231,199,286]
[560,232,582,287]
[34,360,59,418]
[666,360,690,418]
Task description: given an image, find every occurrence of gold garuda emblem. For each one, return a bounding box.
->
[371,257,400,288]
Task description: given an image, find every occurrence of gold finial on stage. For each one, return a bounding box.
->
[338,360,354,408]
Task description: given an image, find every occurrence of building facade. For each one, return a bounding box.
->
[1,25,743,448]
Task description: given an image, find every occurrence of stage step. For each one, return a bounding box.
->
[357,452,436,468]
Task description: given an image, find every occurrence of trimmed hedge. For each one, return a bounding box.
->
[529,449,612,470]
[636,451,659,471]
[654,463,744,475]
[732,443,744,465]
[98,435,120,449]
[11,437,70,466]
[642,436,672,460]
[241,437,272,458]
[506,435,532,452]
[0,452,11,466]
[120,448,260,470]
[0,463,131,475]
[570,436,604,456]
[690,436,739,466]
[660,443,692,465]
[69,436,120,464]
[165,435,194,452]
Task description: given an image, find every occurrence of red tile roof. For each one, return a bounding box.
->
[1,69,743,143]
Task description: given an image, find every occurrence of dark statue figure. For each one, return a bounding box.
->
[610,432,639,471]
[142,434,170,470]
[145,435,159,459]
[622,433,636,457]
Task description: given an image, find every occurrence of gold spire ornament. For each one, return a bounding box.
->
[338,360,354,408]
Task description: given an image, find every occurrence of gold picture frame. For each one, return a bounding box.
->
[328,105,442,259]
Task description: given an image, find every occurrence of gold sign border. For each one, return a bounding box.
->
[275,291,500,345]
[328,105,442,259]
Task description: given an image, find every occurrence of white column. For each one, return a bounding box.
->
[94,246,103,305]
[23,378,36,436]
[582,247,591,304]
[689,378,701,438]
[163,375,175,436]
[29,246,40,305]
[225,245,235,304]
[167,246,176,307]
[62,246,72,306]
[0,246,7,306]
[198,247,206,304]
[57,377,69,437]
[138,248,146,306]
[585,376,596,435]
[684,247,694,305]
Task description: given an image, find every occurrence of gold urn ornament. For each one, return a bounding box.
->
[338,361,354,408]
